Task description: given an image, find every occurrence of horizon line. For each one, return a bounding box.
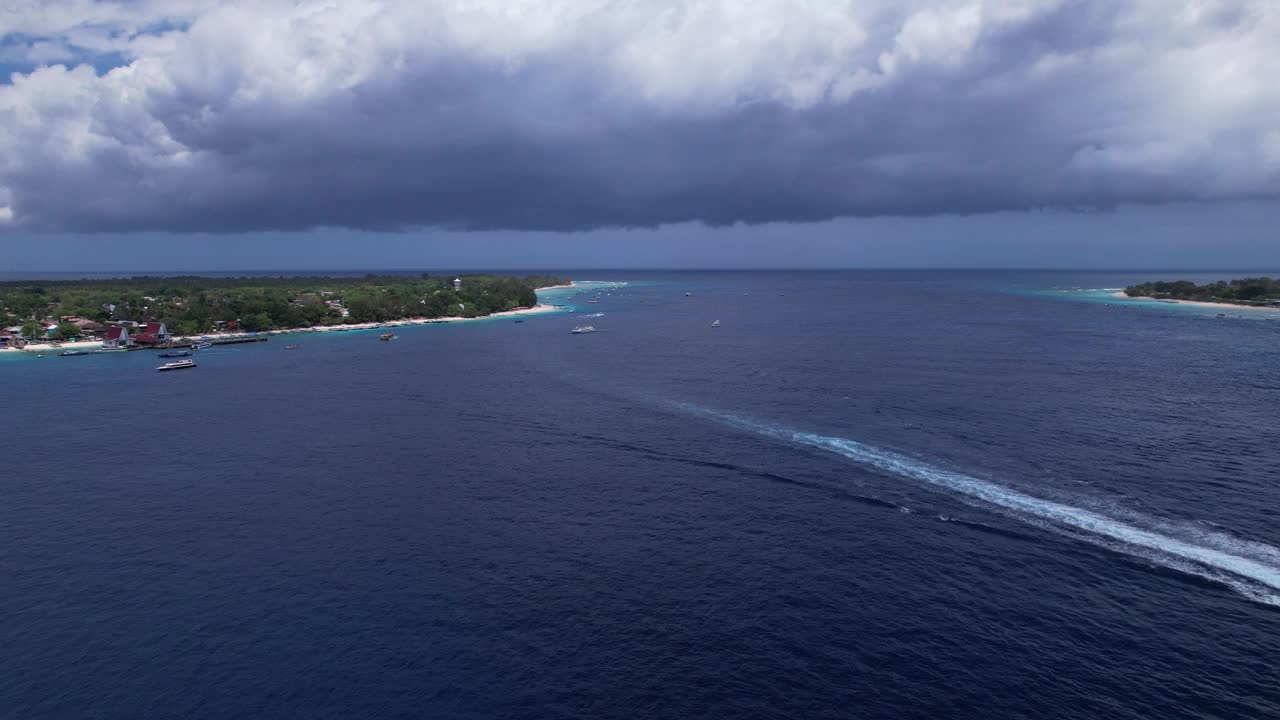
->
[4,267,1280,276]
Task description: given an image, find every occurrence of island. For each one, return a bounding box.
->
[0,274,567,351]
[1122,277,1280,309]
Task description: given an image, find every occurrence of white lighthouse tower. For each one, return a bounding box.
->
[453,277,462,292]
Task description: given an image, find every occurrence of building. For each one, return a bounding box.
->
[132,322,172,346]
[74,319,103,334]
[453,277,462,291]
[62,316,103,334]
[103,326,132,348]
[0,331,24,349]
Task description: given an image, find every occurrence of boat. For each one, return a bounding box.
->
[587,299,600,304]
[571,325,596,334]
[157,359,196,371]
[379,332,396,341]
[513,319,524,324]
[192,341,212,350]
[98,347,129,353]
[59,349,97,356]
[711,320,721,327]
[158,350,192,358]
[685,292,692,296]
[284,344,302,350]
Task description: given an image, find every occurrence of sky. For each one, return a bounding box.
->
[1,1,1278,270]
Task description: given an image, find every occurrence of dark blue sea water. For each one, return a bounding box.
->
[3,271,1279,719]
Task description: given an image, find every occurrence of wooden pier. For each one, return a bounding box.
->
[155,335,271,350]
[207,335,270,346]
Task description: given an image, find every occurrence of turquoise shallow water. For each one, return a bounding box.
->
[1010,279,1280,325]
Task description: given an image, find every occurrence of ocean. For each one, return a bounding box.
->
[3,270,1278,719]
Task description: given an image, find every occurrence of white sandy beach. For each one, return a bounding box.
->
[0,338,107,354]
[1,294,570,354]
[1109,291,1280,312]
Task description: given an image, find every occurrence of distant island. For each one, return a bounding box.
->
[1,274,567,348]
[1122,277,1280,309]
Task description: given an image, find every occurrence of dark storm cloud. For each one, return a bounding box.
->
[0,0,1277,233]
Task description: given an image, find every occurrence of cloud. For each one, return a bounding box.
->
[0,0,1277,233]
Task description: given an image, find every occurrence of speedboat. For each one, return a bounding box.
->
[513,319,524,324]
[157,359,196,371]
[711,320,721,327]
[379,332,396,341]
[571,325,596,334]
[284,344,302,350]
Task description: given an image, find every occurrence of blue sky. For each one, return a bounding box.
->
[1,2,1278,270]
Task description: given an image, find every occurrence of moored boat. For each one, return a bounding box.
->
[158,350,192,358]
[157,359,197,371]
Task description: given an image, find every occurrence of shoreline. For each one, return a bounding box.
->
[1109,291,1280,312]
[2,285,573,354]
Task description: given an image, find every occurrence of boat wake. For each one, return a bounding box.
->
[675,403,1280,606]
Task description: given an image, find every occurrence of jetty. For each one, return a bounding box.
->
[159,335,270,349]
[205,335,269,346]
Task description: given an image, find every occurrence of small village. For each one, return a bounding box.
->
[0,274,562,356]
[0,317,265,352]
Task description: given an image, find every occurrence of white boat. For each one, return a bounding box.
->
[157,359,197,371]
[571,325,596,334]
[711,320,721,327]
[193,341,212,350]
[98,347,129,353]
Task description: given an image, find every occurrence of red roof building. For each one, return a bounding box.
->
[132,322,171,345]
[103,326,132,348]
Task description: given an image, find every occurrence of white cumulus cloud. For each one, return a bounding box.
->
[0,0,1276,232]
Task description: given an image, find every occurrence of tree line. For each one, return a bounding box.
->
[1124,277,1279,304]
[1,274,565,337]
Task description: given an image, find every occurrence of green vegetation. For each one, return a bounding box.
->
[1124,277,1280,306]
[0,274,564,336]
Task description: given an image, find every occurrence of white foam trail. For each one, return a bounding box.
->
[680,404,1280,605]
